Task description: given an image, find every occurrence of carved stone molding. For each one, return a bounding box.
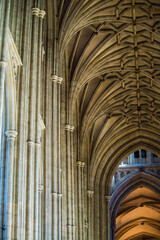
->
[39,10,46,19]
[38,184,44,193]
[26,140,35,145]
[0,60,7,66]
[57,77,63,84]
[105,195,111,202]
[76,161,85,167]
[32,7,40,16]
[51,74,63,84]
[51,192,62,198]
[5,130,18,140]
[87,190,94,198]
[51,74,58,82]
[67,224,76,228]
[32,8,46,18]
[65,124,74,132]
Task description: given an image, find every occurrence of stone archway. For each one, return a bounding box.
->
[110,172,160,240]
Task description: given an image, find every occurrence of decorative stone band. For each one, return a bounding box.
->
[32,8,46,18]
[104,195,111,202]
[35,142,41,147]
[51,74,58,82]
[87,190,94,198]
[57,77,63,84]
[0,60,8,66]
[39,10,46,19]
[67,224,76,228]
[26,140,41,146]
[51,191,62,198]
[5,130,18,140]
[65,124,74,132]
[38,184,44,193]
[51,74,63,84]
[76,161,85,167]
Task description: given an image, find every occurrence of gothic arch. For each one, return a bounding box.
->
[110,172,160,232]
[92,141,160,240]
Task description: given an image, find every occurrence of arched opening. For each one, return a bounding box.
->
[115,187,160,240]
[110,160,160,240]
[111,150,160,194]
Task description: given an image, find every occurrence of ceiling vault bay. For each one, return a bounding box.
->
[59,0,160,182]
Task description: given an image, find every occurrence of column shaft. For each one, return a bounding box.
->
[14,2,32,239]
[65,125,75,239]
[57,78,63,239]
[51,75,63,239]
[34,9,45,240]
[87,190,94,240]
[4,130,18,239]
[77,161,85,240]
[52,78,58,239]
[0,1,11,148]
[105,196,110,240]
[25,8,39,239]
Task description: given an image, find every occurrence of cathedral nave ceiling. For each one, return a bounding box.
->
[58,0,160,171]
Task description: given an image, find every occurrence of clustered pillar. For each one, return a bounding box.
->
[77,161,85,240]
[105,196,111,240]
[25,7,45,240]
[51,75,63,239]
[65,124,75,239]
[87,190,94,240]
[4,130,18,239]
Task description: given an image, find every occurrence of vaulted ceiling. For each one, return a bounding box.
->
[58,0,160,178]
[116,187,160,240]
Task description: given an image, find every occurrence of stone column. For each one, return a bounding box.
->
[65,124,75,240]
[57,77,63,239]
[34,9,45,240]
[38,184,44,240]
[105,196,111,240]
[51,75,63,239]
[51,74,58,239]
[4,130,18,239]
[25,7,39,240]
[77,161,85,240]
[87,190,94,240]
[0,1,11,148]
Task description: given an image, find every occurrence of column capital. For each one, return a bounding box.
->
[87,190,94,198]
[51,74,58,83]
[38,184,44,193]
[0,60,7,66]
[65,124,74,132]
[76,161,85,167]
[57,77,63,84]
[5,130,18,140]
[26,140,35,145]
[32,7,40,16]
[51,191,62,197]
[39,10,46,19]
[67,224,76,228]
[104,195,110,201]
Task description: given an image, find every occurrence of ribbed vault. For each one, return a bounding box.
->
[59,0,160,180]
[115,187,160,240]
[57,1,160,239]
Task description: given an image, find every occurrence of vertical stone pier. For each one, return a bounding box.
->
[77,161,85,240]
[4,130,18,239]
[87,190,94,240]
[65,124,75,240]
